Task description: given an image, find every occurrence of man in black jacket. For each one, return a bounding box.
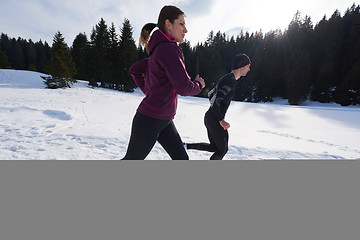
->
[186,53,251,160]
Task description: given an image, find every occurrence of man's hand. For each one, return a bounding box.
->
[219,119,230,130]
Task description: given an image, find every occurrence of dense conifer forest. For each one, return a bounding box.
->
[1,4,359,106]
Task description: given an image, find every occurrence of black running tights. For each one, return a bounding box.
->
[187,110,229,160]
[122,112,188,160]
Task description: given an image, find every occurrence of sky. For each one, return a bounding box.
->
[0,0,358,47]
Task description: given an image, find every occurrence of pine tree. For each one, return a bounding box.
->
[42,31,77,89]
[337,4,360,106]
[0,34,11,67]
[0,48,10,68]
[89,18,111,87]
[108,22,121,89]
[34,40,51,73]
[287,51,312,105]
[9,38,25,69]
[335,60,360,106]
[311,16,335,102]
[119,18,138,92]
[179,40,194,75]
[71,33,88,80]
[25,39,37,71]
[284,11,313,105]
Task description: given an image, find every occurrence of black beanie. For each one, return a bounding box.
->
[231,53,251,70]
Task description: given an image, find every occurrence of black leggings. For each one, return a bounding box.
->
[122,112,189,160]
[187,110,228,160]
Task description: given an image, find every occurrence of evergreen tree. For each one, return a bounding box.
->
[1,34,11,67]
[338,4,360,105]
[335,60,360,106]
[9,38,25,69]
[0,49,10,68]
[287,51,312,105]
[89,18,111,87]
[251,46,266,102]
[265,29,285,99]
[119,18,138,92]
[108,22,121,89]
[71,33,88,80]
[284,11,313,105]
[34,40,51,73]
[42,31,77,89]
[0,33,10,52]
[179,40,194,76]
[311,16,336,102]
[25,39,37,71]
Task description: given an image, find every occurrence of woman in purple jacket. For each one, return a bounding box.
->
[122,5,205,160]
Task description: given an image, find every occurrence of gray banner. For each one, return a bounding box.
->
[1,160,359,240]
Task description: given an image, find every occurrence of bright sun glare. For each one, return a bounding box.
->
[185,0,339,44]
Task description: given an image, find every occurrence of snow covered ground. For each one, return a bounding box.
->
[1,69,359,160]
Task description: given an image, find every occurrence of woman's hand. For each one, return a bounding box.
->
[195,74,205,89]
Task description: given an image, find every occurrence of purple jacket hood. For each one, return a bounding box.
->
[148,29,177,55]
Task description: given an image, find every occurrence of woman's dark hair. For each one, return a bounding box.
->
[139,5,184,51]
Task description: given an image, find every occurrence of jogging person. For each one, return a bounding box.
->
[186,53,251,160]
[122,5,205,160]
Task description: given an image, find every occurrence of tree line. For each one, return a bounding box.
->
[0,34,51,72]
[180,4,360,106]
[0,4,359,106]
[1,18,139,91]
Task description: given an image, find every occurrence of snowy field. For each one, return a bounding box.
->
[1,69,360,160]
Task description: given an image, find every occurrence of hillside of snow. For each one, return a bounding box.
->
[1,69,359,160]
